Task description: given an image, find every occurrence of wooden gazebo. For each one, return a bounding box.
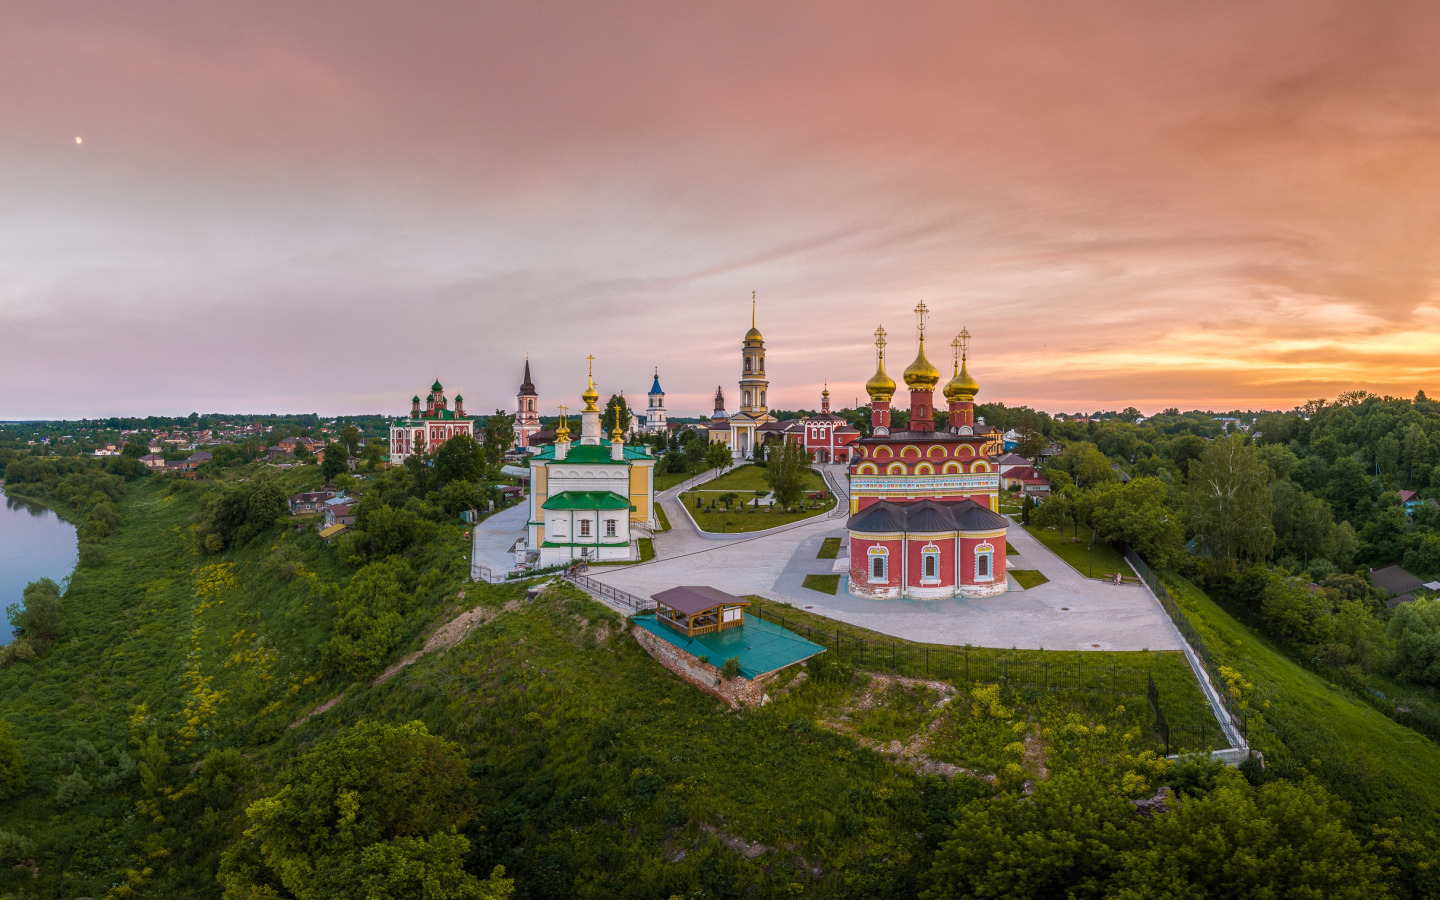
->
[652,586,750,638]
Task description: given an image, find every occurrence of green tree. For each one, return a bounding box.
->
[323,558,419,676]
[601,394,632,438]
[1015,426,1047,465]
[1260,574,1334,646]
[193,482,288,553]
[1090,477,1184,568]
[1055,442,1116,489]
[6,577,64,643]
[218,720,512,900]
[341,424,361,457]
[1187,436,1274,567]
[321,442,349,481]
[433,434,485,487]
[704,440,732,473]
[0,721,27,800]
[482,411,515,467]
[1388,597,1440,684]
[766,441,811,510]
[1111,778,1384,899]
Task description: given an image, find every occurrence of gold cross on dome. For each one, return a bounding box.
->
[914,300,929,337]
[958,327,971,356]
[951,334,962,364]
[874,325,887,354]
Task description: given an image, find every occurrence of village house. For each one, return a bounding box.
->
[288,490,337,515]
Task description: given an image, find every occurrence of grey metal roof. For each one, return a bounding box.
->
[846,498,1010,534]
[846,501,908,533]
[904,499,958,533]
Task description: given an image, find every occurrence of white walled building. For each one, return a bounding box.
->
[524,364,657,565]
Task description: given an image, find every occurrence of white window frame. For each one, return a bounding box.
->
[921,543,941,584]
[604,518,617,538]
[579,519,591,537]
[868,546,888,583]
[975,542,995,582]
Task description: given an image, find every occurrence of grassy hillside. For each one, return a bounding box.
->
[1162,572,1440,826]
[0,469,1234,898]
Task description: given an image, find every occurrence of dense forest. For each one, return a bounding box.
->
[0,395,1439,898]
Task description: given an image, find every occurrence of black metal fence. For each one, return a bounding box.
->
[747,605,1216,752]
[1125,547,1248,747]
[564,573,655,614]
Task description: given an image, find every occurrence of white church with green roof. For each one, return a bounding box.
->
[524,362,657,565]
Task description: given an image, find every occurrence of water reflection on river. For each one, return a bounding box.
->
[0,492,78,643]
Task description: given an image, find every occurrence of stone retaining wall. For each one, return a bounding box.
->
[632,627,773,708]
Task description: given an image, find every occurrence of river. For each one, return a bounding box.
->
[0,491,78,644]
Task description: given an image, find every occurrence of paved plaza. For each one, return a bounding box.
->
[476,465,1181,651]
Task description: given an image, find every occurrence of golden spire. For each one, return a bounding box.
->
[554,405,571,441]
[944,327,979,402]
[865,324,897,402]
[610,420,624,444]
[745,290,763,341]
[902,301,940,390]
[581,354,599,412]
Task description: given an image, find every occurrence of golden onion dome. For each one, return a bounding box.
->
[866,359,896,402]
[944,356,980,402]
[610,421,624,443]
[903,337,941,391]
[581,382,600,412]
[745,325,763,342]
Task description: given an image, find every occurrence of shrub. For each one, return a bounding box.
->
[78,543,107,567]
[0,721,27,800]
[721,657,742,681]
[6,578,63,644]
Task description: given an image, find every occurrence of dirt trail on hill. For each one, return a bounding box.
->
[290,596,497,728]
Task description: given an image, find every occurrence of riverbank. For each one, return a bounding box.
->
[0,489,78,643]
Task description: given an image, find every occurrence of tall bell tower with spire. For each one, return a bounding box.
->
[729,292,776,459]
[739,292,768,416]
[514,356,540,452]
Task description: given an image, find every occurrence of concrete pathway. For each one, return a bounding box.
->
[469,466,1180,651]
[469,502,528,578]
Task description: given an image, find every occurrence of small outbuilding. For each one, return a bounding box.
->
[653,585,750,637]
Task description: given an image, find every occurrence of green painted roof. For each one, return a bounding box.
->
[532,442,653,463]
[631,613,825,679]
[541,490,632,511]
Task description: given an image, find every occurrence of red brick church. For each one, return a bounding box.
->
[846,303,1008,599]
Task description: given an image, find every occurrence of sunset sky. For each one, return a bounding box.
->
[4,1,1440,420]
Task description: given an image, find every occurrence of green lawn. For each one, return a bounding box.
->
[1005,541,1017,556]
[1009,569,1048,590]
[817,537,841,559]
[688,463,828,494]
[653,503,671,533]
[653,468,699,493]
[802,574,840,594]
[1161,572,1440,828]
[1024,525,1129,578]
[743,596,1217,741]
[679,491,836,533]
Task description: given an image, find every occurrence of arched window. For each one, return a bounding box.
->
[868,546,888,583]
[975,542,995,582]
[744,390,751,407]
[745,358,751,373]
[921,543,941,584]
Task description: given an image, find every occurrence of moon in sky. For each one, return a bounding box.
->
[74,136,82,144]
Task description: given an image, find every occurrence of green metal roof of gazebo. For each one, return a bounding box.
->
[632,612,825,679]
